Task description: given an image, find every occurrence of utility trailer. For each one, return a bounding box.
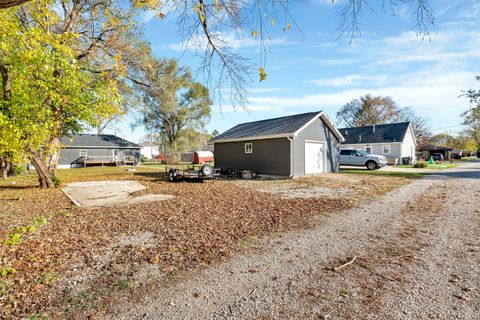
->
[165,163,217,182]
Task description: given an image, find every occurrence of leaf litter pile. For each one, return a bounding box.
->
[0,167,413,318]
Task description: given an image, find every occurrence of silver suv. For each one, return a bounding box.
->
[340,149,387,170]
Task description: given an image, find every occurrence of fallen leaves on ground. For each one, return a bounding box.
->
[0,167,411,319]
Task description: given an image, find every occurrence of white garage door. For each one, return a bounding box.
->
[305,141,325,174]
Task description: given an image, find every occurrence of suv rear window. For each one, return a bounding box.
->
[340,150,353,155]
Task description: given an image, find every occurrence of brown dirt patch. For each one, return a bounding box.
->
[234,173,415,202]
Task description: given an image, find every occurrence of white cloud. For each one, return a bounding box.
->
[243,68,477,127]
[307,74,390,87]
[168,32,288,52]
[250,87,290,94]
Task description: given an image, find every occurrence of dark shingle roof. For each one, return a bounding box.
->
[60,134,141,148]
[338,122,411,144]
[211,111,321,141]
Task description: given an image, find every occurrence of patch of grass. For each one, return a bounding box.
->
[459,157,479,162]
[340,169,425,178]
[27,315,49,320]
[396,163,460,170]
[115,278,133,290]
[38,272,56,285]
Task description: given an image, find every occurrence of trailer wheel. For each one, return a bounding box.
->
[168,169,178,182]
[200,164,213,176]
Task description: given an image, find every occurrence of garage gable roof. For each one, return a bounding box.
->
[338,122,411,144]
[60,134,141,149]
[212,111,344,142]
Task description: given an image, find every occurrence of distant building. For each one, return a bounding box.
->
[139,142,160,160]
[58,134,141,168]
[418,144,452,160]
[338,122,417,165]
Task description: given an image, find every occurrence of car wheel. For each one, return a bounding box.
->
[200,164,213,176]
[366,161,378,170]
[168,169,177,182]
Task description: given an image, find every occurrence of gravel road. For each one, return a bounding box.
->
[108,162,480,320]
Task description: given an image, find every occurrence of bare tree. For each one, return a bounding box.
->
[336,94,400,127]
[337,94,431,143]
[461,76,480,155]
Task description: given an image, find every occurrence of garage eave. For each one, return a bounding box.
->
[212,134,293,143]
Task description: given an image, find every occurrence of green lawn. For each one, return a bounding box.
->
[396,163,460,170]
[459,157,480,162]
[340,169,426,178]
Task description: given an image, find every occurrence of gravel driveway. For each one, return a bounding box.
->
[108,162,480,319]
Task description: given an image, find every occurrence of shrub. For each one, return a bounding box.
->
[11,165,25,175]
[51,176,62,187]
[413,161,428,168]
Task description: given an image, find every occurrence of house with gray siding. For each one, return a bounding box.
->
[211,111,344,177]
[58,134,141,168]
[338,122,417,165]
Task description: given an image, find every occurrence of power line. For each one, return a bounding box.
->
[430,124,465,132]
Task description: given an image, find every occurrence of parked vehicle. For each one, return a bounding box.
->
[431,153,444,161]
[339,149,387,170]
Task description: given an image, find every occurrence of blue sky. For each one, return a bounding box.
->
[105,0,480,142]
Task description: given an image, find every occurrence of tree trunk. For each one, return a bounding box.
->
[1,157,10,179]
[29,150,53,189]
[47,136,60,178]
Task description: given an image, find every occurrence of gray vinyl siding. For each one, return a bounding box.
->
[342,143,402,162]
[214,138,290,176]
[59,147,141,167]
[293,117,340,176]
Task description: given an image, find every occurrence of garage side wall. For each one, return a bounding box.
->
[214,138,290,176]
[293,117,340,176]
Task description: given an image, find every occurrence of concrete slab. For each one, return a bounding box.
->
[62,180,174,208]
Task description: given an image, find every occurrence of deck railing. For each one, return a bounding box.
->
[82,156,116,163]
[80,155,136,165]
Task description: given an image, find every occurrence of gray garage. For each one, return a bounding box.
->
[211,111,344,177]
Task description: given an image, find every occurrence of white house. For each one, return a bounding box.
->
[139,142,160,160]
[338,122,417,165]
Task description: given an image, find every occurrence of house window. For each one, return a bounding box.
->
[79,149,87,156]
[245,143,253,154]
[365,146,372,154]
[383,145,391,154]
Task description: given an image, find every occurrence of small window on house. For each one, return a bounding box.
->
[383,145,391,154]
[365,146,372,154]
[79,149,87,156]
[245,143,253,154]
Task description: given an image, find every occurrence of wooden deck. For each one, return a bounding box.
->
[81,156,135,167]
